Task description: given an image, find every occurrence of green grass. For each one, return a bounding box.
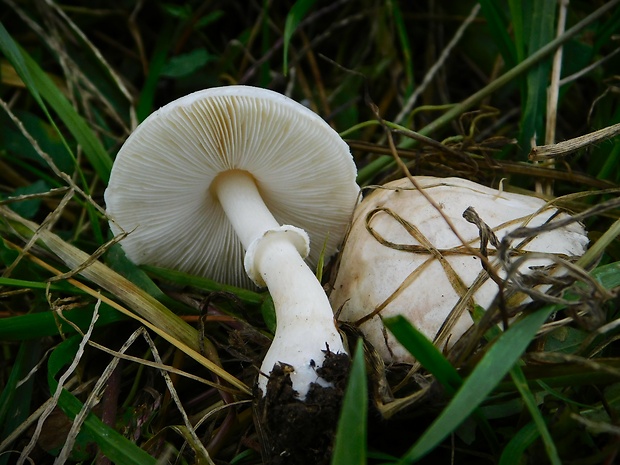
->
[1,1,620,464]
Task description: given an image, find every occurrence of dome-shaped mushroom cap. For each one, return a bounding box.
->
[330,177,589,363]
[105,86,359,289]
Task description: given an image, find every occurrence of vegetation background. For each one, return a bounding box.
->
[0,0,619,464]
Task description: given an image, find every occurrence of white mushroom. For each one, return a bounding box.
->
[104,86,359,398]
[330,176,588,363]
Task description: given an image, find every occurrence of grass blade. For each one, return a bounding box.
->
[518,0,556,154]
[282,0,316,74]
[389,0,414,94]
[395,307,555,463]
[384,316,462,394]
[510,364,560,465]
[0,304,125,340]
[385,316,499,452]
[508,0,526,63]
[0,22,43,106]
[498,422,540,465]
[0,23,113,183]
[136,22,174,122]
[478,0,517,67]
[331,338,368,465]
[0,340,41,465]
[142,264,265,306]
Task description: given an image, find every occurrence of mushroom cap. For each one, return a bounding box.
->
[105,86,359,288]
[330,176,589,363]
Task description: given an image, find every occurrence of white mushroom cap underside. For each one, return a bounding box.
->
[105,86,359,288]
[330,176,589,362]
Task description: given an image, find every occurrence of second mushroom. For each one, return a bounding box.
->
[330,176,589,363]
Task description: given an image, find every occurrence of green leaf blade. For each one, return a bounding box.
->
[0,24,113,184]
[510,365,561,465]
[397,307,554,463]
[331,338,368,465]
[384,316,462,394]
[478,0,517,67]
[283,0,316,75]
[518,0,556,155]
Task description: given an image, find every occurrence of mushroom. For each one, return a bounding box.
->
[104,86,359,398]
[330,176,588,363]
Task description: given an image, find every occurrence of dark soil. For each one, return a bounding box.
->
[254,350,351,465]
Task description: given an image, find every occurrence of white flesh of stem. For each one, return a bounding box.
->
[213,169,347,399]
[253,230,347,398]
[212,170,280,249]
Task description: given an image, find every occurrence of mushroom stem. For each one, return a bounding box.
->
[252,230,347,397]
[213,169,347,398]
[212,170,280,249]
